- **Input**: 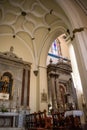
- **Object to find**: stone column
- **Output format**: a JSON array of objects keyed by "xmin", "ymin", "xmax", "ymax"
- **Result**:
[
  {"xmin": 55, "ymin": 74, "xmax": 60, "ymax": 110},
  {"xmin": 49, "ymin": 71, "xmax": 57, "ymax": 110},
  {"xmin": 21, "ymin": 69, "xmax": 25, "ymax": 106},
  {"xmin": 21, "ymin": 65, "xmax": 30, "ymax": 109},
  {"xmin": 38, "ymin": 66, "xmax": 48, "ymax": 111},
  {"xmin": 48, "ymin": 75, "xmax": 51, "ymax": 105}
]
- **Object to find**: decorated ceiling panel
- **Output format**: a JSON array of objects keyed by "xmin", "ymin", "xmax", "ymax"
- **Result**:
[{"xmin": 0, "ymin": 0, "xmax": 71, "ymax": 66}]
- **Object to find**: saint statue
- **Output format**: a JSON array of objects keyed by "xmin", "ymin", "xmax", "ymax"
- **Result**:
[
  {"xmin": 0, "ymin": 72, "xmax": 13, "ymax": 99},
  {"xmin": 0, "ymin": 75, "xmax": 9, "ymax": 93}
]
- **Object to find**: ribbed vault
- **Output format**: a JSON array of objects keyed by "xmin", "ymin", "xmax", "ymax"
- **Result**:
[{"xmin": 0, "ymin": 0, "xmax": 71, "ymax": 69}]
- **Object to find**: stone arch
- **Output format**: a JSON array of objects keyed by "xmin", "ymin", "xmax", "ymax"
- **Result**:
[
  {"xmin": 38, "ymin": 1, "xmax": 87, "ymax": 115},
  {"xmin": 39, "ymin": 25, "xmax": 68, "ymax": 67},
  {"xmin": 39, "ymin": 0, "xmax": 87, "ymax": 68}
]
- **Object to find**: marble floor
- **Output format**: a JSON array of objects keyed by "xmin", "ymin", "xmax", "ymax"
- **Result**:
[
  {"xmin": 0, "ymin": 128, "xmax": 25, "ymax": 130},
  {"xmin": 0, "ymin": 124, "xmax": 87, "ymax": 130}
]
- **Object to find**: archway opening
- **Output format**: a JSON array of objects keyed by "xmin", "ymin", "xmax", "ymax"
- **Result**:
[{"xmin": 46, "ymin": 33, "xmax": 83, "ymax": 113}]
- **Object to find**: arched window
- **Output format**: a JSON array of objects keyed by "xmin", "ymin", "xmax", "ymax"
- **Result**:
[
  {"xmin": 47, "ymin": 37, "xmax": 62, "ymax": 64},
  {"xmin": 50, "ymin": 38, "xmax": 62, "ymax": 56}
]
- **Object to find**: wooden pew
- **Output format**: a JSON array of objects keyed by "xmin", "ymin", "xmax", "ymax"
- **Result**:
[
  {"xmin": 25, "ymin": 109, "xmax": 52, "ymax": 130},
  {"xmin": 43, "ymin": 109, "xmax": 52, "ymax": 129},
  {"xmin": 52, "ymin": 111, "xmax": 67, "ymax": 130}
]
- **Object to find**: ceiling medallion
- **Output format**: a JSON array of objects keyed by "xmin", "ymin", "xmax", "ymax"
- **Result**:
[
  {"xmin": 31, "ymin": 37, "xmax": 35, "ymax": 40},
  {"xmin": 13, "ymin": 35, "xmax": 16, "ymax": 38},
  {"xmin": 21, "ymin": 11, "xmax": 27, "ymax": 16},
  {"xmin": 48, "ymin": 28, "xmax": 51, "ymax": 31},
  {"xmin": 50, "ymin": 9, "xmax": 53, "ymax": 14}
]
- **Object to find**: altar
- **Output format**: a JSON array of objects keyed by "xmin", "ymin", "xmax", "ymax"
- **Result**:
[
  {"xmin": 64, "ymin": 110, "xmax": 83, "ymax": 117},
  {"xmin": 0, "ymin": 112, "xmax": 26, "ymax": 128},
  {"xmin": 64, "ymin": 110, "xmax": 83, "ymax": 128},
  {"xmin": 0, "ymin": 112, "xmax": 19, "ymax": 127},
  {"xmin": 0, "ymin": 48, "xmax": 31, "ymax": 128}
]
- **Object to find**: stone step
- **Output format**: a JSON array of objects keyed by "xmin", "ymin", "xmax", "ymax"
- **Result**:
[{"xmin": 0, "ymin": 127, "xmax": 25, "ymax": 130}]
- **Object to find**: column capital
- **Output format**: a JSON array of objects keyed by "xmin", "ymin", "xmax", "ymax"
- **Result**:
[{"xmin": 48, "ymin": 71, "xmax": 59, "ymax": 78}]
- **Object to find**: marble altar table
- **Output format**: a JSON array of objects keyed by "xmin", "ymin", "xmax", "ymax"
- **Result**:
[
  {"xmin": 64, "ymin": 110, "xmax": 83, "ymax": 128},
  {"xmin": 0, "ymin": 112, "xmax": 19, "ymax": 127},
  {"xmin": 64, "ymin": 110, "xmax": 83, "ymax": 117}
]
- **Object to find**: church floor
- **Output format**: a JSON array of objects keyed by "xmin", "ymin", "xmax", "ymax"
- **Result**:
[
  {"xmin": 0, "ymin": 128, "xmax": 24, "ymax": 130},
  {"xmin": 26, "ymin": 124, "xmax": 87, "ymax": 130},
  {"xmin": 0, "ymin": 124, "xmax": 87, "ymax": 130}
]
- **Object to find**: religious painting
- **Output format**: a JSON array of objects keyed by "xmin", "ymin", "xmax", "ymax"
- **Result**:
[
  {"xmin": 0, "ymin": 72, "xmax": 13, "ymax": 100},
  {"xmin": 59, "ymin": 85, "xmax": 66, "ymax": 104}
]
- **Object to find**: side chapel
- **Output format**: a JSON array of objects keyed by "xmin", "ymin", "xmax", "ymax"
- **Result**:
[
  {"xmin": 0, "ymin": 47, "xmax": 31, "ymax": 112},
  {"xmin": 47, "ymin": 59, "xmax": 78, "ymax": 113}
]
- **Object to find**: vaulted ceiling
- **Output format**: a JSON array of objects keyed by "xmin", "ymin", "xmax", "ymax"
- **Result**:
[{"xmin": 0, "ymin": 0, "xmax": 84, "ymax": 68}]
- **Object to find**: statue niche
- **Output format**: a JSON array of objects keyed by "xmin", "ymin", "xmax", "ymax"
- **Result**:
[{"xmin": 0, "ymin": 72, "xmax": 13, "ymax": 100}]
